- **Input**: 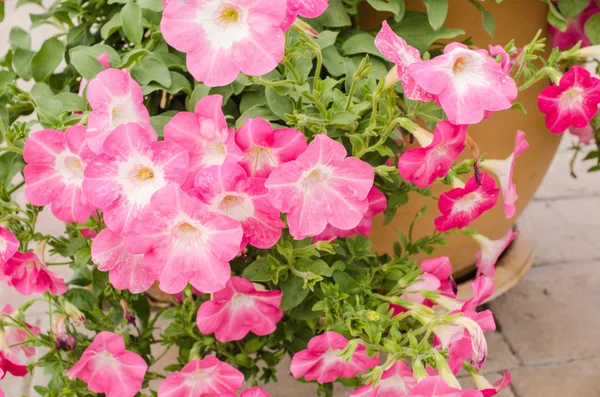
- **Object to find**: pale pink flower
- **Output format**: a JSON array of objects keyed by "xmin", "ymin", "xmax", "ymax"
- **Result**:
[
  {"xmin": 0, "ymin": 227, "xmax": 18, "ymax": 267},
  {"xmin": 375, "ymin": 21, "xmax": 432, "ymax": 102},
  {"xmin": 86, "ymin": 68, "xmax": 155, "ymax": 154},
  {"xmin": 290, "ymin": 331, "xmax": 379, "ymax": 383},
  {"xmin": 1, "ymin": 252, "xmax": 67, "ymax": 296},
  {"xmin": 408, "ymin": 376, "xmax": 483, "ymax": 397},
  {"xmin": 265, "ymin": 134, "xmax": 374, "ymax": 239},
  {"xmin": 196, "ymin": 276, "xmax": 283, "ymax": 342},
  {"xmin": 124, "ymin": 184, "xmax": 243, "ymax": 294},
  {"xmin": 409, "ymin": 43, "xmax": 517, "ymax": 125},
  {"xmin": 350, "ymin": 361, "xmax": 417, "ymax": 397},
  {"xmin": 434, "ymin": 173, "xmax": 499, "ymax": 232},
  {"xmin": 161, "ymin": 0, "xmax": 287, "ymax": 87},
  {"xmin": 68, "ymin": 332, "xmax": 147, "ymax": 397},
  {"xmin": 82, "ymin": 122, "xmax": 189, "ymax": 233},
  {"xmin": 1, "ymin": 304, "xmax": 41, "ymax": 358},
  {"xmin": 479, "ymin": 130, "xmax": 529, "ymax": 218},
  {"xmin": 91, "ymin": 228, "xmax": 154, "ymax": 293},
  {"xmin": 472, "ymin": 371, "xmax": 512, "ymax": 397},
  {"xmin": 158, "ymin": 356, "xmax": 244, "ymax": 397},
  {"xmin": 164, "ymin": 95, "xmax": 243, "ymax": 189},
  {"xmin": 194, "ymin": 163, "xmax": 284, "ymax": 249},
  {"xmin": 23, "ymin": 126, "xmax": 96, "ymax": 223},
  {"xmin": 538, "ymin": 66, "xmax": 600, "ymax": 133},
  {"xmin": 473, "ymin": 228, "xmax": 520, "ymax": 277},
  {"xmin": 280, "ymin": 0, "xmax": 328, "ymax": 30},
  {"xmin": 549, "ymin": 0, "xmax": 600, "ymax": 50},
  {"xmin": 78, "ymin": 52, "xmax": 110, "ymax": 95},
  {"xmin": 398, "ymin": 121, "xmax": 467, "ymax": 188},
  {"xmin": 570, "ymin": 124, "xmax": 595, "ymax": 145},
  {"xmin": 235, "ymin": 117, "xmax": 307, "ymax": 178},
  {"xmin": 0, "ymin": 328, "xmax": 27, "ymax": 378},
  {"xmin": 241, "ymin": 387, "xmax": 270, "ymax": 397}
]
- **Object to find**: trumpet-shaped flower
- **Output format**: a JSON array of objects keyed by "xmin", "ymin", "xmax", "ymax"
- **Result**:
[
  {"xmin": 161, "ymin": 0, "xmax": 287, "ymax": 87},
  {"xmin": 0, "ymin": 328, "xmax": 27, "ymax": 378},
  {"xmin": 472, "ymin": 228, "xmax": 520, "ymax": 278},
  {"xmin": 158, "ymin": 356, "xmax": 244, "ymax": 397},
  {"xmin": 479, "ymin": 130, "xmax": 529, "ymax": 218},
  {"xmin": 398, "ymin": 121, "xmax": 467, "ymax": 188},
  {"xmin": 350, "ymin": 361, "xmax": 417, "ymax": 397},
  {"xmin": 409, "ymin": 376, "xmax": 483, "ymax": 397},
  {"xmin": 124, "ymin": 184, "xmax": 243, "ymax": 294},
  {"xmin": 549, "ymin": 0, "xmax": 600, "ymax": 50},
  {"xmin": 83, "ymin": 123, "xmax": 189, "ymax": 233},
  {"xmin": 538, "ymin": 66, "xmax": 600, "ymax": 134},
  {"xmin": 1, "ymin": 304, "xmax": 41, "ymax": 358},
  {"xmin": 196, "ymin": 276, "xmax": 283, "ymax": 342},
  {"xmin": 67, "ymin": 332, "xmax": 147, "ymax": 397},
  {"xmin": 409, "ymin": 43, "xmax": 517, "ymax": 125},
  {"xmin": 1, "ymin": 252, "xmax": 67, "ymax": 296},
  {"xmin": 86, "ymin": 68, "xmax": 155, "ymax": 154},
  {"xmin": 280, "ymin": 0, "xmax": 328, "ymax": 30},
  {"xmin": 23, "ymin": 126, "xmax": 96, "ymax": 223},
  {"xmin": 0, "ymin": 227, "xmax": 18, "ymax": 266},
  {"xmin": 290, "ymin": 331, "xmax": 379, "ymax": 383},
  {"xmin": 91, "ymin": 228, "xmax": 154, "ymax": 293},
  {"xmin": 164, "ymin": 95, "xmax": 243, "ymax": 189},
  {"xmin": 265, "ymin": 134, "xmax": 374, "ymax": 239},
  {"xmin": 471, "ymin": 371, "xmax": 512, "ymax": 397},
  {"xmin": 235, "ymin": 117, "xmax": 307, "ymax": 178}
]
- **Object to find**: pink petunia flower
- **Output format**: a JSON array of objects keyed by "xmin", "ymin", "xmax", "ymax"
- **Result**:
[
  {"xmin": 1, "ymin": 304, "xmax": 41, "ymax": 358},
  {"xmin": 23, "ymin": 126, "xmax": 96, "ymax": 223},
  {"xmin": 0, "ymin": 327, "xmax": 27, "ymax": 379},
  {"xmin": 161, "ymin": 0, "xmax": 287, "ymax": 87},
  {"xmin": 124, "ymin": 184, "xmax": 243, "ymax": 294},
  {"xmin": 350, "ymin": 361, "xmax": 417, "ymax": 397},
  {"xmin": 86, "ymin": 68, "xmax": 155, "ymax": 154},
  {"xmin": 290, "ymin": 331, "xmax": 379, "ymax": 383},
  {"xmin": 0, "ymin": 227, "xmax": 18, "ymax": 267},
  {"xmin": 241, "ymin": 387, "xmax": 270, "ymax": 397},
  {"xmin": 194, "ymin": 162, "xmax": 285, "ymax": 249},
  {"xmin": 68, "ymin": 332, "xmax": 147, "ymax": 397},
  {"xmin": 375, "ymin": 21, "xmax": 433, "ymax": 102},
  {"xmin": 78, "ymin": 52, "xmax": 111, "ymax": 96},
  {"xmin": 409, "ymin": 43, "xmax": 517, "ymax": 125},
  {"xmin": 91, "ymin": 228, "xmax": 154, "ymax": 293},
  {"xmin": 164, "ymin": 95, "xmax": 243, "ymax": 190},
  {"xmin": 280, "ymin": 0, "xmax": 328, "ymax": 31},
  {"xmin": 409, "ymin": 376, "xmax": 483, "ymax": 397},
  {"xmin": 471, "ymin": 371, "xmax": 512, "ymax": 397},
  {"xmin": 398, "ymin": 121, "xmax": 467, "ymax": 188},
  {"xmin": 82, "ymin": 122, "xmax": 189, "ymax": 233},
  {"xmin": 549, "ymin": 0, "xmax": 600, "ymax": 50},
  {"xmin": 434, "ymin": 173, "xmax": 499, "ymax": 232},
  {"xmin": 538, "ymin": 66, "xmax": 600, "ymax": 133},
  {"xmin": 235, "ymin": 117, "xmax": 307, "ymax": 178},
  {"xmin": 570, "ymin": 124, "xmax": 595, "ymax": 145},
  {"xmin": 479, "ymin": 130, "xmax": 529, "ymax": 218},
  {"xmin": 1, "ymin": 252, "xmax": 67, "ymax": 296},
  {"xmin": 158, "ymin": 356, "xmax": 244, "ymax": 397},
  {"xmin": 265, "ymin": 134, "xmax": 374, "ymax": 239},
  {"xmin": 196, "ymin": 276, "xmax": 283, "ymax": 342},
  {"xmin": 472, "ymin": 228, "xmax": 520, "ymax": 278}
]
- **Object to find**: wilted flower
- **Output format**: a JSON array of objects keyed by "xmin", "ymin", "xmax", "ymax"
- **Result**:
[{"xmin": 51, "ymin": 314, "xmax": 77, "ymax": 351}]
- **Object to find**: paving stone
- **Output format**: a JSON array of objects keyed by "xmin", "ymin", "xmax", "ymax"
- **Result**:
[{"xmin": 481, "ymin": 331, "xmax": 520, "ymax": 374}]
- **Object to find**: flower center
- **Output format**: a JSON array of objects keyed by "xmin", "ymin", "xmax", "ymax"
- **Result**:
[
  {"xmin": 218, "ymin": 194, "xmax": 254, "ymax": 221},
  {"xmin": 64, "ymin": 156, "xmax": 83, "ymax": 178},
  {"xmin": 220, "ymin": 7, "xmax": 239, "ymax": 23},
  {"xmin": 177, "ymin": 222, "xmax": 196, "ymax": 235},
  {"xmin": 249, "ymin": 146, "xmax": 278, "ymax": 172},
  {"xmin": 560, "ymin": 87, "xmax": 584, "ymax": 109},
  {"xmin": 137, "ymin": 168, "xmax": 154, "ymax": 181},
  {"xmin": 452, "ymin": 57, "xmax": 464, "ymax": 72},
  {"xmin": 453, "ymin": 192, "xmax": 481, "ymax": 213}
]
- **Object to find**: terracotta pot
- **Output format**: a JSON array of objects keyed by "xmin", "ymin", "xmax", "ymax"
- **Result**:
[{"xmin": 363, "ymin": 1, "xmax": 561, "ymax": 276}]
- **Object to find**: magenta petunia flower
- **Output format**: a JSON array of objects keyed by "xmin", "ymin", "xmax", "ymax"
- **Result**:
[
  {"xmin": 23, "ymin": 126, "xmax": 96, "ymax": 223},
  {"xmin": 82, "ymin": 122, "xmax": 189, "ymax": 233},
  {"xmin": 472, "ymin": 371, "xmax": 512, "ymax": 397},
  {"xmin": 67, "ymin": 332, "xmax": 147, "ymax": 397},
  {"xmin": 158, "ymin": 356, "xmax": 244, "ymax": 397},
  {"xmin": 537, "ymin": 66, "xmax": 600, "ymax": 134},
  {"xmin": 164, "ymin": 95, "xmax": 243, "ymax": 190},
  {"xmin": 0, "ymin": 328, "xmax": 28, "ymax": 379},
  {"xmin": 196, "ymin": 276, "xmax": 283, "ymax": 342},
  {"xmin": 161, "ymin": 0, "xmax": 287, "ymax": 87},
  {"xmin": 290, "ymin": 331, "xmax": 379, "ymax": 384},
  {"xmin": 409, "ymin": 376, "xmax": 483, "ymax": 397},
  {"xmin": 0, "ymin": 227, "xmax": 18, "ymax": 267},
  {"xmin": 350, "ymin": 361, "xmax": 416, "ymax": 397},
  {"xmin": 280, "ymin": 0, "xmax": 328, "ymax": 30},
  {"xmin": 194, "ymin": 162, "xmax": 285, "ymax": 249},
  {"xmin": 409, "ymin": 43, "xmax": 517, "ymax": 125},
  {"xmin": 1, "ymin": 304, "xmax": 41, "ymax": 358},
  {"xmin": 91, "ymin": 228, "xmax": 154, "ymax": 293},
  {"xmin": 124, "ymin": 184, "xmax": 243, "ymax": 294},
  {"xmin": 86, "ymin": 68, "xmax": 155, "ymax": 154},
  {"xmin": 473, "ymin": 228, "xmax": 519, "ymax": 278},
  {"xmin": 1, "ymin": 252, "xmax": 67, "ymax": 296},
  {"xmin": 549, "ymin": 0, "xmax": 600, "ymax": 50},
  {"xmin": 398, "ymin": 121, "xmax": 467, "ymax": 188},
  {"xmin": 235, "ymin": 117, "xmax": 307, "ymax": 178},
  {"xmin": 265, "ymin": 134, "xmax": 374, "ymax": 239},
  {"xmin": 434, "ymin": 173, "xmax": 499, "ymax": 232}
]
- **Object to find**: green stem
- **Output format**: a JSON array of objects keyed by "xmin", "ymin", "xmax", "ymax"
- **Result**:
[
  {"xmin": 0, "ymin": 146, "xmax": 23, "ymax": 154},
  {"xmin": 7, "ymin": 181, "xmax": 25, "ymax": 195}
]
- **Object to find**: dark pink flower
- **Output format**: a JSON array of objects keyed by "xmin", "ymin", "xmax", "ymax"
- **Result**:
[
  {"xmin": 0, "ymin": 227, "xmax": 18, "ymax": 267},
  {"xmin": 1, "ymin": 252, "xmax": 67, "ymax": 296},
  {"xmin": 350, "ymin": 361, "xmax": 416, "ymax": 397},
  {"xmin": 408, "ymin": 376, "xmax": 483, "ymax": 397},
  {"xmin": 473, "ymin": 228, "xmax": 519, "ymax": 277},
  {"xmin": 472, "ymin": 371, "xmax": 512, "ymax": 397},
  {"xmin": 549, "ymin": 0, "xmax": 600, "ymax": 50},
  {"xmin": 1, "ymin": 304, "xmax": 41, "ymax": 358},
  {"xmin": 0, "ymin": 328, "xmax": 27, "ymax": 379}
]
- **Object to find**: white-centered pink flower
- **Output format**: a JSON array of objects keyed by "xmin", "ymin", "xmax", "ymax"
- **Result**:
[
  {"xmin": 196, "ymin": 276, "xmax": 283, "ymax": 342},
  {"xmin": 350, "ymin": 361, "xmax": 416, "ymax": 397},
  {"xmin": 472, "ymin": 228, "xmax": 519, "ymax": 278},
  {"xmin": 91, "ymin": 228, "xmax": 154, "ymax": 293},
  {"xmin": 158, "ymin": 356, "xmax": 244, "ymax": 397},
  {"xmin": 1, "ymin": 304, "xmax": 41, "ymax": 358},
  {"xmin": 290, "ymin": 331, "xmax": 379, "ymax": 384},
  {"xmin": 86, "ymin": 68, "xmax": 155, "ymax": 154},
  {"xmin": 265, "ymin": 134, "xmax": 374, "ymax": 239},
  {"xmin": 161, "ymin": 0, "xmax": 287, "ymax": 87},
  {"xmin": 235, "ymin": 117, "xmax": 307, "ymax": 178},
  {"xmin": 164, "ymin": 95, "xmax": 243, "ymax": 190},
  {"xmin": 194, "ymin": 162, "xmax": 284, "ymax": 249},
  {"xmin": 82, "ymin": 122, "xmax": 189, "ymax": 233},
  {"xmin": 68, "ymin": 332, "xmax": 147, "ymax": 397},
  {"xmin": 479, "ymin": 130, "xmax": 529, "ymax": 219},
  {"xmin": 409, "ymin": 376, "xmax": 483, "ymax": 397},
  {"xmin": 1, "ymin": 252, "xmax": 67, "ymax": 296},
  {"xmin": 23, "ymin": 126, "xmax": 96, "ymax": 223},
  {"xmin": 0, "ymin": 227, "xmax": 18, "ymax": 267},
  {"xmin": 124, "ymin": 184, "xmax": 243, "ymax": 294},
  {"xmin": 409, "ymin": 43, "xmax": 517, "ymax": 125}
]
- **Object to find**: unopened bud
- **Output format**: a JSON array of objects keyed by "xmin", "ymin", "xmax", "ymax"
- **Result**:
[
  {"xmin": 366, "ymin": 310, "xmax": 380, "ymax": 322},
  {"xmin": 292, "ymin": 18, "xmax": 319, "ymax": 38},
  {"xmin": 575, "ymin": 45, "xmax": 600, "ymax": 59},
  {"xmin": 63, "ymin": 301, "xmax": 86, "ymax": 325},
  {"xmin": 120, "ymin": 300, "xmax": 136, "ymax": 325},
  {"xmin": 383, "ymin": 66, "xmax": 401, "ymax": 89}
]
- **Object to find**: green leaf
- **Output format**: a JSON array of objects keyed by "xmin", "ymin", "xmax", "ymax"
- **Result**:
[
  {"xmin": 333, "ymin": 271, "xmax": 360, "ymax": 293},
  {"xmin": 142, "ymin": 72, "xmax": 192, "ymax": 95},
  {"xmin": 236, "ymin": 105, "xmax": 278, "ymax": 128},
  {"xmin": 119, "ymin": 48, "xmax": 150, "ymax": 68},
  {"xmin": 340, "ymin": 32, "xmax": 381, "ymax": 57},
  {"xmin": 280, "ymin": 276, "xmax": 309, "ymax": 310},
  {"xmin": 242, "ymin": 257, "xmax": 273, "ymax": 282},
  {"xmin": 315, "ymin": 30, "xmax": 339, "ymax": 49},
  {"xmin": 422, "ymin": 0, "xmax": 448, "ymax": 31},
  {"xmin": 138, "ymin": 0, "xmax": 163, "ymax": 11},
  {"xmin": 265, "ymin": 87, "xmax": 293, "ymax": 120},
  {"xmin": 70, "ymin": 51, "xmax": 106, "ymax": 80},
  {"xmin": 295, "ymin": 258, "xmax": 333, "ymax": 277},
  {"xmin": 101, "ymin": 13, "xmax": 123, "ymax": 40},
  {"xmin": 132, "ymin": 296, "xmax": 151, "ymax": 327},
  {"xmin": 121, "ymin": 1, "xmax": 144, "ymax": 46},
  {"xmin": 557, "ymin": 0, "xmax": 589, "ymax": 17},
  {"xmin": 32, "ymin": 37, "xmax": 65, "ymax": 81},
  {"xmin": 150, "ymin": 112, "xmax": 175, "ymax": 138},
  {"xmin": 391, "ymin": 11, "xmax": 464, "ymax": 53},
  {"xmin": 0, "ymin": 2, "xmax": 4, "ymax": 23},
  {"xmin": 367, "ymin": 0, "xmax": 403, "ymax": 16},
  {"xmin": 585, "ymin": 14, "xmax": 600, "ymax": 45},
  {"xmin": 9, "ymin": 27, "xmax": 31, "ymax": 49},
  {"xmin": 92, "ymin": 267, "xmax": 109, "ymax": 296},
  {"xmin": 187, "ymin": 84, "xmax": 211, "ymax": 111},
  {"xmin": 467, "ymin": 0, "xmax": 495, "ymax": 39},
  {"xmin": 546, "ymin": 1, "xmax": 568, "ymax": 32},
  {"xmin": 0, "ymin": 152, "xmax": 26, "ymax": 186},
  {"xmin": 131, "ymin": 56, "xmax": 171, "ymax": 87},
  {"xmin": 316, "ymin": 0, "xmax": 351, "ymax": 27},
  {"xmin": 12, "ymin": 48, "xmax": 35, "ymax": 80},
  {"xmin": 0, "ymin": 71, "xmax": 16, "ymax": 95},
  {"xmin": 53, "ymin": 93, "xmax": 86, "ymax": 111},
  {"xmin": 64, "ymin": 288, "xmax": 98, "ymax": 313}
]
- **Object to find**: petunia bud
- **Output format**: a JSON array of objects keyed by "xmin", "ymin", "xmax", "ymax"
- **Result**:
[
  {"xmin": 63, "ymin": 301, "xmax": 86, "ymax": 325},
  {"xmin": 575, "ymin": 45, "xmax": 600, "ymax": 59},
  {"xmin": 51, "ymin": 315, "xmax": 77, "ymax": 351},
  {"xmin": 292, "ymin": 18, "xmax": 319, "ymax": 38},
  {"xmin": 383, "ymin": 65, "xmax": 401, "ymax": 89},
  {"xmin": 120, "ymin": 300, "xmax": 136, "ymax": 325},
  {"xmin": 433, "ymin": 350, "xmax": 461, "ymax": 389}
]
